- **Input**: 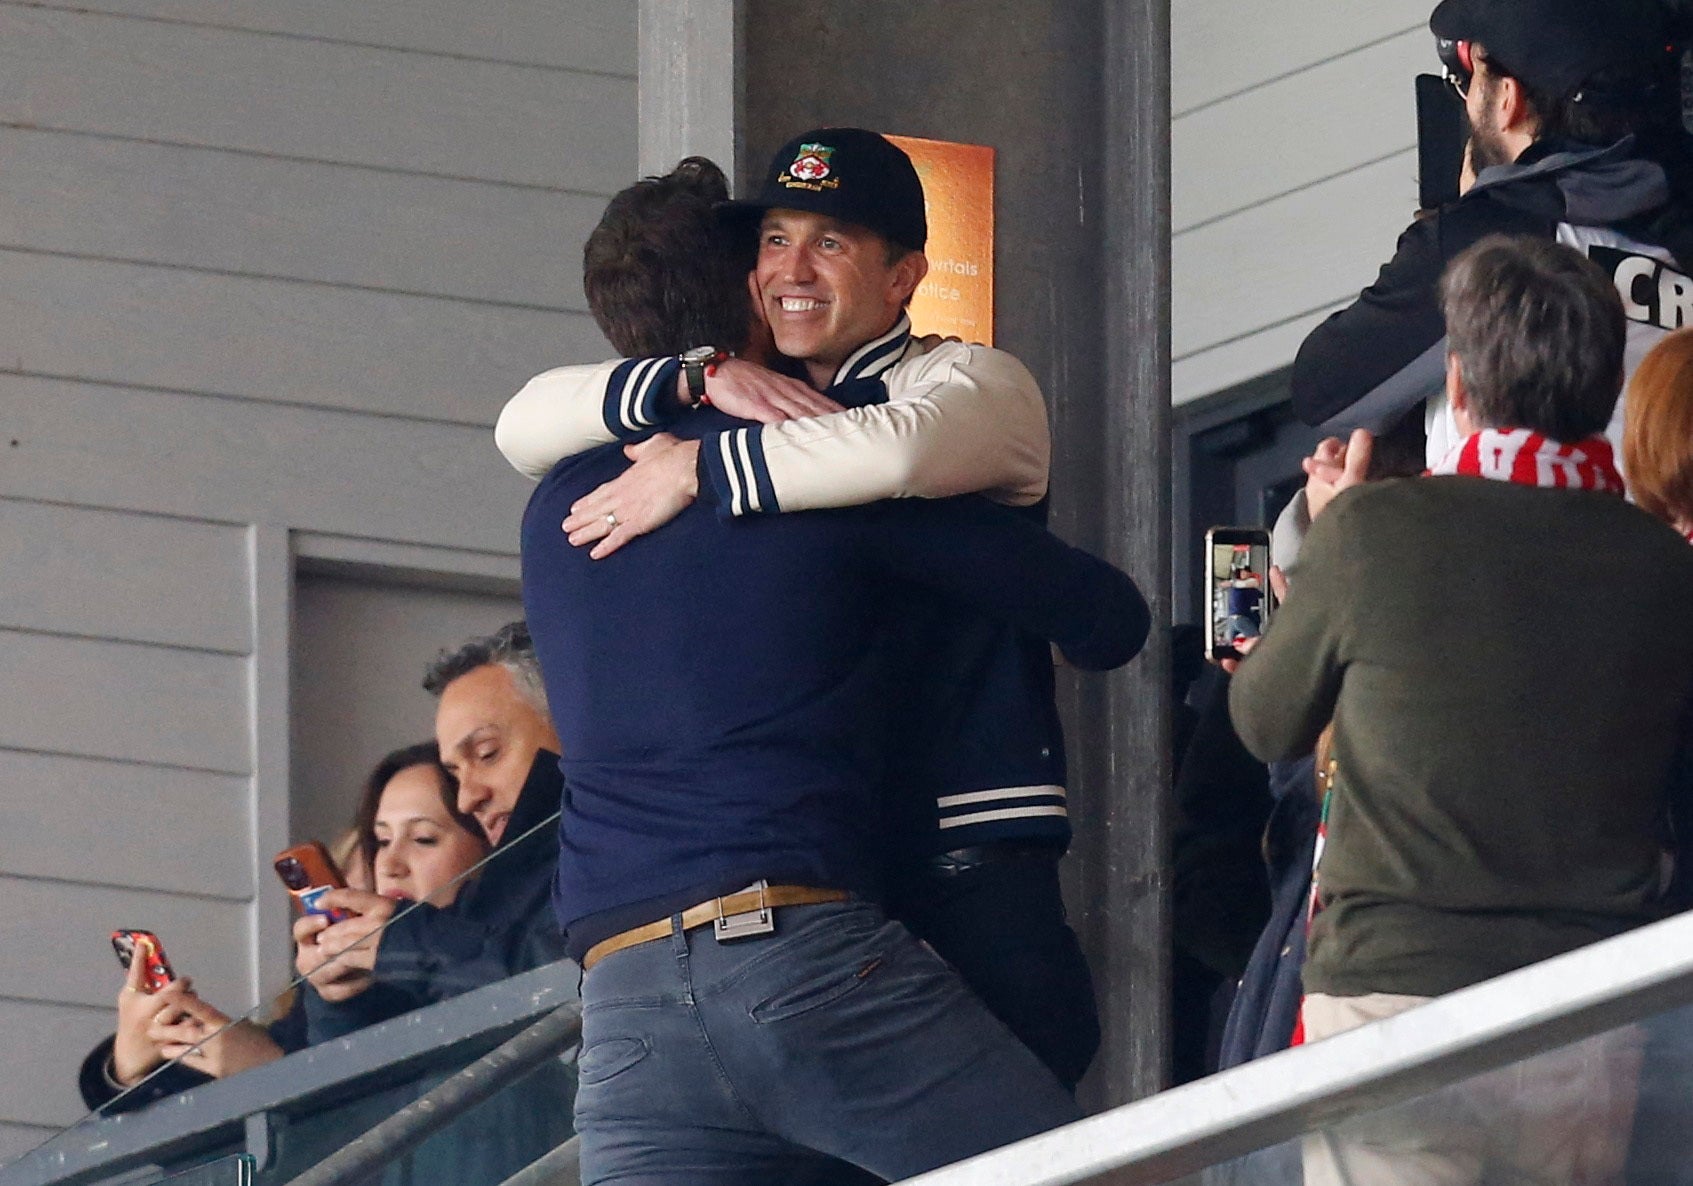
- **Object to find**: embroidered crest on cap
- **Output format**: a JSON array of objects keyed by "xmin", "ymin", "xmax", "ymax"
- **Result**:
[{"xmin": 787, "ymin": 143, "xmax": 834, "ymax": 184}]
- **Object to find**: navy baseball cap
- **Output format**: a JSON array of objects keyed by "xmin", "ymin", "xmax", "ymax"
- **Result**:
[
  {"xmin": 1430, "ymin": 0, "xmax": 1666, "ymax": 100},
  {"xmin": 720, "ymin": 127, "xmax": 928, "ymax": 252}
]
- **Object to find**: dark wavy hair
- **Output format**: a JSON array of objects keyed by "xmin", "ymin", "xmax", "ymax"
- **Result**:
[
  {"xmin": 582, "ymin": 156, "xmax": 753, "ymax": 357},
  {"xmin": 350, "ymin": 741, "xmax": 484, "ymax": 873}
]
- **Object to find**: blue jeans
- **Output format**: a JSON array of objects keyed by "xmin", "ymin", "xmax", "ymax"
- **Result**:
[{"xmin": 574, "ymin": 899, "xmax": 1082, "ymax": 1184}]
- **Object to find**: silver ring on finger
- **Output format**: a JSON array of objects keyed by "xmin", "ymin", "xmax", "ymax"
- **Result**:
[{"xmin": 605, "ymin": 512, "xmax": 619, "ymax": 529}]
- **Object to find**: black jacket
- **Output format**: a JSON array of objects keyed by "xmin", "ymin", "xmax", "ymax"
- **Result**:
[
  {"xmin": 1292, "ymin": 136, "xmax": 1693, "ymax": 435},
  {"xmin": 305, "ymin": 751, "xmax": 568, "ymax": 1043}
]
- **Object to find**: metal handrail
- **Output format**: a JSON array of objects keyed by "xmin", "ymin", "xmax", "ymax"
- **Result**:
[
  {"xmin": 898, "ymin": 904, "xmax": 1693, "ymax": 1185},
  {"xmin": 281, "ymin": 1004, "xmax": 581, "ymax": 1186},
  {"xmin": 0, "ymin": 960, "xmax": 580, "ymax": 1186}
]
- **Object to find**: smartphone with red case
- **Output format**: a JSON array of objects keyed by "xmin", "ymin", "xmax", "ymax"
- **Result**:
[
  {"xmin": 273, "ymin": 841, "xmax": 350, "ymax": 922},
  {"xmin": 111, "ymin": 929, "xmax": 176, "ymax": 992}
]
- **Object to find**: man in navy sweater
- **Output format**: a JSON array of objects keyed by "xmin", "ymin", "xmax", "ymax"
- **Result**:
[
  {"xmin": 503, "ymin": 134, "xmax": 1110, "ymax": 1093},
  {"xmin": 519, "ymin": 157, "xmax": 1151, "ymax": 1185}
]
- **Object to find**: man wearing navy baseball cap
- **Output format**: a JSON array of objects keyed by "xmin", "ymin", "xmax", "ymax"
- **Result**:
[
  {"xmin": 1289, "ymin": 0, "xmax": 1693, "ymax": 472},
  {"xmin": 500, "ymin": 131, "xmax": 1105, "ymax": 1112}
]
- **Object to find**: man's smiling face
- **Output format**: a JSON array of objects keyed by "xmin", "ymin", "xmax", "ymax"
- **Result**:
[{"xmin": 752, "ymin": 208, "xmax": 927, "ymax": 389}]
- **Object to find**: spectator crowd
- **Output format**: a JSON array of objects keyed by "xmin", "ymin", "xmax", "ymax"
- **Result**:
[{"xmin": 64, "ymin": 0, "xmax": 1693, "ymax": 1183}]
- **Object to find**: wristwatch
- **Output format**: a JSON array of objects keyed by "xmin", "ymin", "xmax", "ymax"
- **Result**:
[{"xmin": 679, "ymin": 346, "xmax": 723, "ymax": 407}]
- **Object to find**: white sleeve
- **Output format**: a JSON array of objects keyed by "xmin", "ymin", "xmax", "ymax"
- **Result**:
[
  {"xmin": 697, "ymin": 344, "xmax": 1051, "ymax": 516},
  {"xmin": 495, "ymin": 357, "xmax": 687, "ymax": 480}
]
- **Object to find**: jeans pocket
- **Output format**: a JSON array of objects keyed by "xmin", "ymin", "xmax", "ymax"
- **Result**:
[
  {"xmin": 748, "ymin": 954, "xmax": 885, "ymax": 1024},
  {"xmin": 576, "ymin": 1036, "xmax": 650, "ymax": 1085}
]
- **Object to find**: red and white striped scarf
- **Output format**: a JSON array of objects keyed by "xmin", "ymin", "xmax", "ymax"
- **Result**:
[{"xmin": 1427, "ymin": 427, "xmax": 1625, "ymax": 494}]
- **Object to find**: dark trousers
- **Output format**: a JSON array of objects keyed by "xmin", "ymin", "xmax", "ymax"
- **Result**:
[{"xmin": 893, "ymin": 853, "xmax": 1101, "ymax": 1092}]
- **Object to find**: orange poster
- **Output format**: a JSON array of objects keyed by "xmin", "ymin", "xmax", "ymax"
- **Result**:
[{"xmin": 885, "ymin": 134, "xmax": 995, "ymax": 345}]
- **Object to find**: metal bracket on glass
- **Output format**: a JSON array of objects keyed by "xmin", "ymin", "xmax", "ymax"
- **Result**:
[{"xmin": 244, "ymin": 1111, "xmax": 283, "ymax": 1174}]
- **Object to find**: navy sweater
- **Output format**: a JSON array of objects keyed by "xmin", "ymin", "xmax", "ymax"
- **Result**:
[
  {"xmin": 521, "ymin": 409, "xmax": 1149, "ymax": 958},
  {"xmin": 598, "ymin": 357, "xmax": 1131, "ymax": 859}
]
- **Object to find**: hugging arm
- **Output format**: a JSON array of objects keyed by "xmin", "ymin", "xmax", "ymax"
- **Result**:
[{"xmin": 858, "ymin": 496, "xmax": 1149, "ymax": 670}]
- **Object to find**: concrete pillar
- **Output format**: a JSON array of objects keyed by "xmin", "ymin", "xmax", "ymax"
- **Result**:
[
  {"xmin": 636, "ymin": 0, "xmax": 743, "ymax": 178},
  {"xmin": 638, "ymin": 0, "xmax": 1174, "ymax": 1107}
]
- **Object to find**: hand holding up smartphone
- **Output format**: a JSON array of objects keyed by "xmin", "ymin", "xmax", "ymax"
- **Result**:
[{"xmin": 1205, "ymin": 527, "xmax": 1277, "ymax": 663}]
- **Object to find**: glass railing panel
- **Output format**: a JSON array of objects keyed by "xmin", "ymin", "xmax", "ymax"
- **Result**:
[
  {"xmin": 0, "ymin": 962, "xmax": 580, "ymax": 1186},
  {"xmin": 1170, "ymin": 1000, "xmax": 1693, "ymax": 1186},
  {"xmin": 136, "ymin": 1055, "xmax": 578, "ymax": 1186}
]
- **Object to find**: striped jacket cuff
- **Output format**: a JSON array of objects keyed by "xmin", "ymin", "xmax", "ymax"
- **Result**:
[
  {"xmin": 935, "ymin": 785, "xmax": 1068, "ymax": 832},
  {"xmin": 601, "ymin": 357, "xmax": 682, "ymax": 440},
  {"xmin": 699, "ymin": 425, "xmax": 781, "ymax": 518}
]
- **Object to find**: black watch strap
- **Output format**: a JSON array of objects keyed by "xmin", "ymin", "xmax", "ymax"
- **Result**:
[
  {"xmin": 680, "ymin": 347, "xmax": 720, "ymax": 407},
  {"xmin": 684, "ymin": 359, "xmax": 709, "ymax": 404}
]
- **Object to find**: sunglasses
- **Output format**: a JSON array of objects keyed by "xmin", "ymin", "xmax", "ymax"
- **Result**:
[
  {"xmin": 1438, "ymin": 38, "xmax": 1514, "ymax": 101},
  {"xmin": 1438, "ymin": 37, "xmax": 1476, "ymax": 98}
]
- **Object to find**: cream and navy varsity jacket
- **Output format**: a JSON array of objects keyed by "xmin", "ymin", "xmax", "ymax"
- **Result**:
[{"xmin": 496, "ymin": 315, "xmax": 1094, "ymax": 859}]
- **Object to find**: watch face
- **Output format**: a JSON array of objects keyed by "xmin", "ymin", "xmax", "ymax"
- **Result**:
[{"xmin": 682, "ymin": 346, "xmax": 718, "ymax": 364}]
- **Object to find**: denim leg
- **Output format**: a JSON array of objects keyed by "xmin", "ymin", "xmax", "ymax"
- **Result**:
[
  {"xmin": 690, "ymin": 900, "xmax": 1083, "ymax": 1180},
  {"xmin": 574, "ymin": 919, "xmax": 818, "ymax": 1186}
]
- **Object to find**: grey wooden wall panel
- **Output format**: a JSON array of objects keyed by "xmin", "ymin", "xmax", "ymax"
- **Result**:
[
  {"xmin": 0, "ymin": 5, "xmax": 635, "ymax": 192},
  {"xmin": 0, "ymin": 631, "xmax": 249, "ymax": 774},
  {"xmin": 0, "ymin": 251, "xmax": 606, "ymax": 427},
  {"xmin": 0, "ymin": 128, "xmax": 603, "ymax": 311},
  {"xmin": 1174, "ymin": 149, "xmax": 1416, "ymax": 359},
  {"xmin": 0, "ymin": 878, "xmax": 252, "ymax": 1012},
  {"xmin": 291, "ymin": 575, "xmax": 524, "ymax": 849},
  {"xmin": 1172, "ymin": 0, "xmax": 1423, "ymax": 113},
  {"xmin": 0, "ymin": 499, "xmax": 250, "ymax": 653},
  {"xmin": 57, "ymin": 0, "xmax": 637, "ymax": 74},
  {"xmin": 0, "ymin": 375, "xmax": 533, "ymax": 554},
  {"xmin": 1173, "ymin": 300, "xmax": 1347, "ymax": 406},
  {"xmin": 0, "ymin": 1122, "xmax": 59, "ymax": 1166},
  {"xmin": 1173, "ymin": 29, "xmax": 1423, "ymax": 232},
  {"xmin": 0, "ymin": 751, "xmax": 252, "ymax": 900},
  {"xmin": 0, "ymin": 998, "xmax": 115, "ymax": 1129}
]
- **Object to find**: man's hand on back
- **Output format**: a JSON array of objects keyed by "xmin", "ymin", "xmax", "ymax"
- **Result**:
[
  {"xmin": 564, "ymin": 433, "xmax": 702, "ymax": 559},
  {"xmin": 705, "ymin": 358, "xmax": 845, "ymax": 423}
]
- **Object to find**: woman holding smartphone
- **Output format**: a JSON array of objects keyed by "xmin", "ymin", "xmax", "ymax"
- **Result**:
[{"xmin": 79, "ymin": 742, "xmax": 487, "ymax": 1112}]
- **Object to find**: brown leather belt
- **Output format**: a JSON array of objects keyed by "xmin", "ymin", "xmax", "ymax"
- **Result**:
[{"xmin": 581, "ymin": 884, "xmax": 849, "ymax": 970}]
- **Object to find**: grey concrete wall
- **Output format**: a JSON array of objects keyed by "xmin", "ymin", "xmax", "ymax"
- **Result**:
[
  {"xmin": 742, "ymin": 0, "xmax": 1170, "ymax": 1105},
  {"xmin": 0, "ymin": 0, "xmax": 632, "ymax": 1159}
]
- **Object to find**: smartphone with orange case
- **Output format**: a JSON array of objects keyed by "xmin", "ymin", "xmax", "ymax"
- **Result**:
[{"xmin": 273, "ymin": 841, "xmax": 350, "ymax": 922}]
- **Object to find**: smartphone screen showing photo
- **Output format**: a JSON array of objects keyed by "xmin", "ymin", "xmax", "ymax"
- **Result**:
[{"xmin": 1207, "ymin": 531, "xmax": 1274, "ymax": 660}]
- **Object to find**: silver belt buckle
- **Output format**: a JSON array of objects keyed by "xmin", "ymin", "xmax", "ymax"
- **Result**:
[{"xmin": 713, "ymin": 879, "xmax": 776, "ymax": 942}]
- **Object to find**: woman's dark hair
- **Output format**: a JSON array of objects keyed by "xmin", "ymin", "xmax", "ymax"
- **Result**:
[
  {"xmin": 351, "ymin": 741, "xmax": 483, "ymax": 873},
  {"xmin": 582, "ymin": 156, "xmax": 753, "ymax": 357}
]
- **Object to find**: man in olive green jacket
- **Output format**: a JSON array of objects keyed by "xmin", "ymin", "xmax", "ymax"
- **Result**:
[{"xmin": 1231, "ymin": 234, "xmax": 1693, "ymax": 1186}]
